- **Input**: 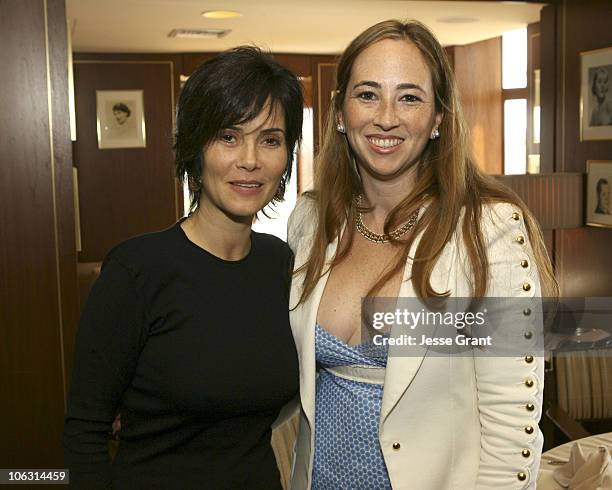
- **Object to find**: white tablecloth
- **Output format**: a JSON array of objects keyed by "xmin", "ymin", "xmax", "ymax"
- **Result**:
[{"xmin": 537, "ymin": 432, "xmax": 612, "ymax": 489}]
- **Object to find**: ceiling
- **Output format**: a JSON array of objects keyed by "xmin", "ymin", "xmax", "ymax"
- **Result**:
[{"xmin": 66, "ymin": 0, "xmax": 544, "ymax": 54}]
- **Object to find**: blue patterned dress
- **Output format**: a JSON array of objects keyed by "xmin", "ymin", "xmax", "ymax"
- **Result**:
[{"xmin": 312, "ymin": 324, "xmax": 391, "ymax": 490}]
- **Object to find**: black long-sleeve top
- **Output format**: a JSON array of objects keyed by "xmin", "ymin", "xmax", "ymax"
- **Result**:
[{"xmin": 63, "ymin": 220, "xmax": 299, "ymax": 489}]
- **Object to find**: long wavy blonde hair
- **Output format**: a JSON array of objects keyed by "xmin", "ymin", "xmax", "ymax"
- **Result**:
[{"xmin": 294, "ymin": 19, "xmax": 558, "ymax": 305}]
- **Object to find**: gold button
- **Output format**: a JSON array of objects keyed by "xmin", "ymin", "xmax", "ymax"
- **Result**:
[
  {"xmin": 522, "ymin": 449, "xmax": 531, "ymax": 458},
  {"xmin": 517, "ymin": 472, "xmax": 527, "ymax": 481},
  {"xmin": 392, "ymin": 442, "xmax": 401, "ymax": 450},
  {"xmin": 525, "ymin": 379, "xmax": 534, "ymax": 388},
  {"xmin": 512, "ymin": 212, "xmax": 520, "ymax": 220},
  {"xmin": 525, "ymin": 355, "xmax": 534, "ymax": 363},
  {"xmin": 521, "ymin": 259, "xmax": 529, "ymax": 268},
  {"xmin": 523, "ymin": 308, "xmax": 531, "ymax": 316},
  {"xmin": 524, "ymin": 330, "xmax": 533, "ymax": 339},
  {"xmin": 522, "ymin": 282, "xmax": 531, "ymax": 291},
  {"xmin": 526, "ymin": 403, "xmax": 535, "ymax": 411},
  {"xmin": 525, "ymin": 425, "xmax": 534, "ymax": 434},
  {"xmin": 516, "ymin": 235, "xmax": 525, "ymax": 245}
]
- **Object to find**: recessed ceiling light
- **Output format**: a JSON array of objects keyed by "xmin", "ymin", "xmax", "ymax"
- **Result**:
[
  {"xmin": 168, "ymin": 28, "xmax": 231, "ymax": 39},
  {"xmin": 201, "ymin": 10, "xmax": 242, "ymax": 19},
  {"xmin": 437, "ymin": 17, "xmax": 479, "ymax": 24}
]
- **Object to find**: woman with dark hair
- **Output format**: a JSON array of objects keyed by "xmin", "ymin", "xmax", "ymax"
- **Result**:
[
  {"xmin": 111, "ymin": 102, "xmax": 131, "ymax": 125},
  {"xmin": 63, "ymin": 46, "xmax": 302, "ymax": 489},
  {"xmin": 288, "ymin": 20, "xmax": 557, "ymax": 489}
]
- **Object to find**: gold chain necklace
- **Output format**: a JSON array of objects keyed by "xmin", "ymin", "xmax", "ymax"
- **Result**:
[{"xmin": 354, "ymin": 195, "xmax": 420, "ymax": 244}]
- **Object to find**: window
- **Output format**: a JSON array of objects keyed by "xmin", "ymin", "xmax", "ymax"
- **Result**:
[
  {"xmin": 502, "ymin": 27, "xmax": 528, "ymax": 175},
  {"xmin": 504, "ymin": 99, "xmax": 527, "ymax": 175},
  {"xmin": 502, "ymin": 28, "xmax": 527, "ymax": 90}
]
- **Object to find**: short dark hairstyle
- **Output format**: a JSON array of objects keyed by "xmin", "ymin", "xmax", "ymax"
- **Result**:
[
  {"xmin": 112, "ymin": 102, "xmax": 131, "ymax": 116},
  {"xmin": 174, "ymin": 46, "xmax": 304, "ymax": 214},
  {"xmin": 597, "ymin": 178, "xmax": 609, "ymax": 194}
]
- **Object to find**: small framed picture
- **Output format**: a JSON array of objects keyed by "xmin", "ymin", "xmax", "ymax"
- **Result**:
[
  {"xmin": 586, "ymin": 160, "xmax": 612, "ymax": 228},
  {"xmin": 96, "ymin": 90, "xmax": 146, "ymax": 149},
  {"xmin": 580, "ymin": 47, "xmax": 612, "ymax": 141}
]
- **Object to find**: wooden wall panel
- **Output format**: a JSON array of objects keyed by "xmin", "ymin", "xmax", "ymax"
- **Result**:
[
  {"xmin": 274, "ymin": 54, "xmax": 312, "ymax": 78},
  {"xmin": 180, "ymin": 52, "xmax": 217, "ymax": 78},
  {"xmin": 540, "ymin": 5, "xmax": 558, "ymax": 172},
  {"xmin": 452, "ymin": 37, "xmax": 503, "ymax": 175},
  {"xmin": 73, "ymin": 60, "xmax": 177, "ymax": 262},
  {"xmin": 496, "ymin": 173, "xmax": 583, "ymax": 230},
  {"xmin": 311, "ymin": 56, "xmax": 338, "ymax": 154},
  {"xmin": 74, "ymin": 52, "xmax": 184, "ymax": 104},
  {"xmin": 444, "ymin": 46, "xmax": 455, "ymax": 72},
  {"xmin": 539, "ymin": 1, "xmax": 612, "ymax": 298},
  {"xmin": 557, "ymin": 227, "xmax": 612, "ymax": 297},
  {"xmin": 0, "ymin": 0, "xmax": 77, "ymax": 467},
  {"xmin": 556, "ymin": 1, "xmax": 612, "ymax": 173},
  {"xmin": 181, "ymin": 52, "xmax": 312, "ymax": 79}
]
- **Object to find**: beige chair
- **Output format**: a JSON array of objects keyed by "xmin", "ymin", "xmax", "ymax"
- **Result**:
[{"xmin": 271, "ymin": 415, "xmax": 299, "ymax": 489}]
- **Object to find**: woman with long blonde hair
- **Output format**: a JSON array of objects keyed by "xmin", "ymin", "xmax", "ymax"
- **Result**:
[{"xmin": 288, "ymin": 20, "xmax": 557, "ymax": 489}]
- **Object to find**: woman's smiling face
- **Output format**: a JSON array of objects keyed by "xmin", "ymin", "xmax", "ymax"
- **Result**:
[
  {"xmin": 199, "ymin": 102, "xmax": 288, "ymax": 221},
  {"xmin": 340, "ymin": 38, "xmax": 441, "ymax": 182}
]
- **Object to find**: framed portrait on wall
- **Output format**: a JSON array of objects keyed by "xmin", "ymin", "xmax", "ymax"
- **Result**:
[
  {"xmin": 586, "ymin": 160, "xmax": 612, "ymax": 228},
  {"xmin": 580, "ymin": 47, "xmax": 612, "ymax": 141},
  {"xmin": 96, "ymin": 90, "xmax": 146, "ymax": 149}
]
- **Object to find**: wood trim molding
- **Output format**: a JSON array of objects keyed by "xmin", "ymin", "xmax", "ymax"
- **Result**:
[{"xmin": 44, "ymin": 0, "xmax": 68, "ymax": 405}]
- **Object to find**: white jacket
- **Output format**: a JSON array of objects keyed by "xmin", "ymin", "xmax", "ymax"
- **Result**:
[{"xmin": 287, "ymin": 197, "xmax": 544, "ymax": 490}]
